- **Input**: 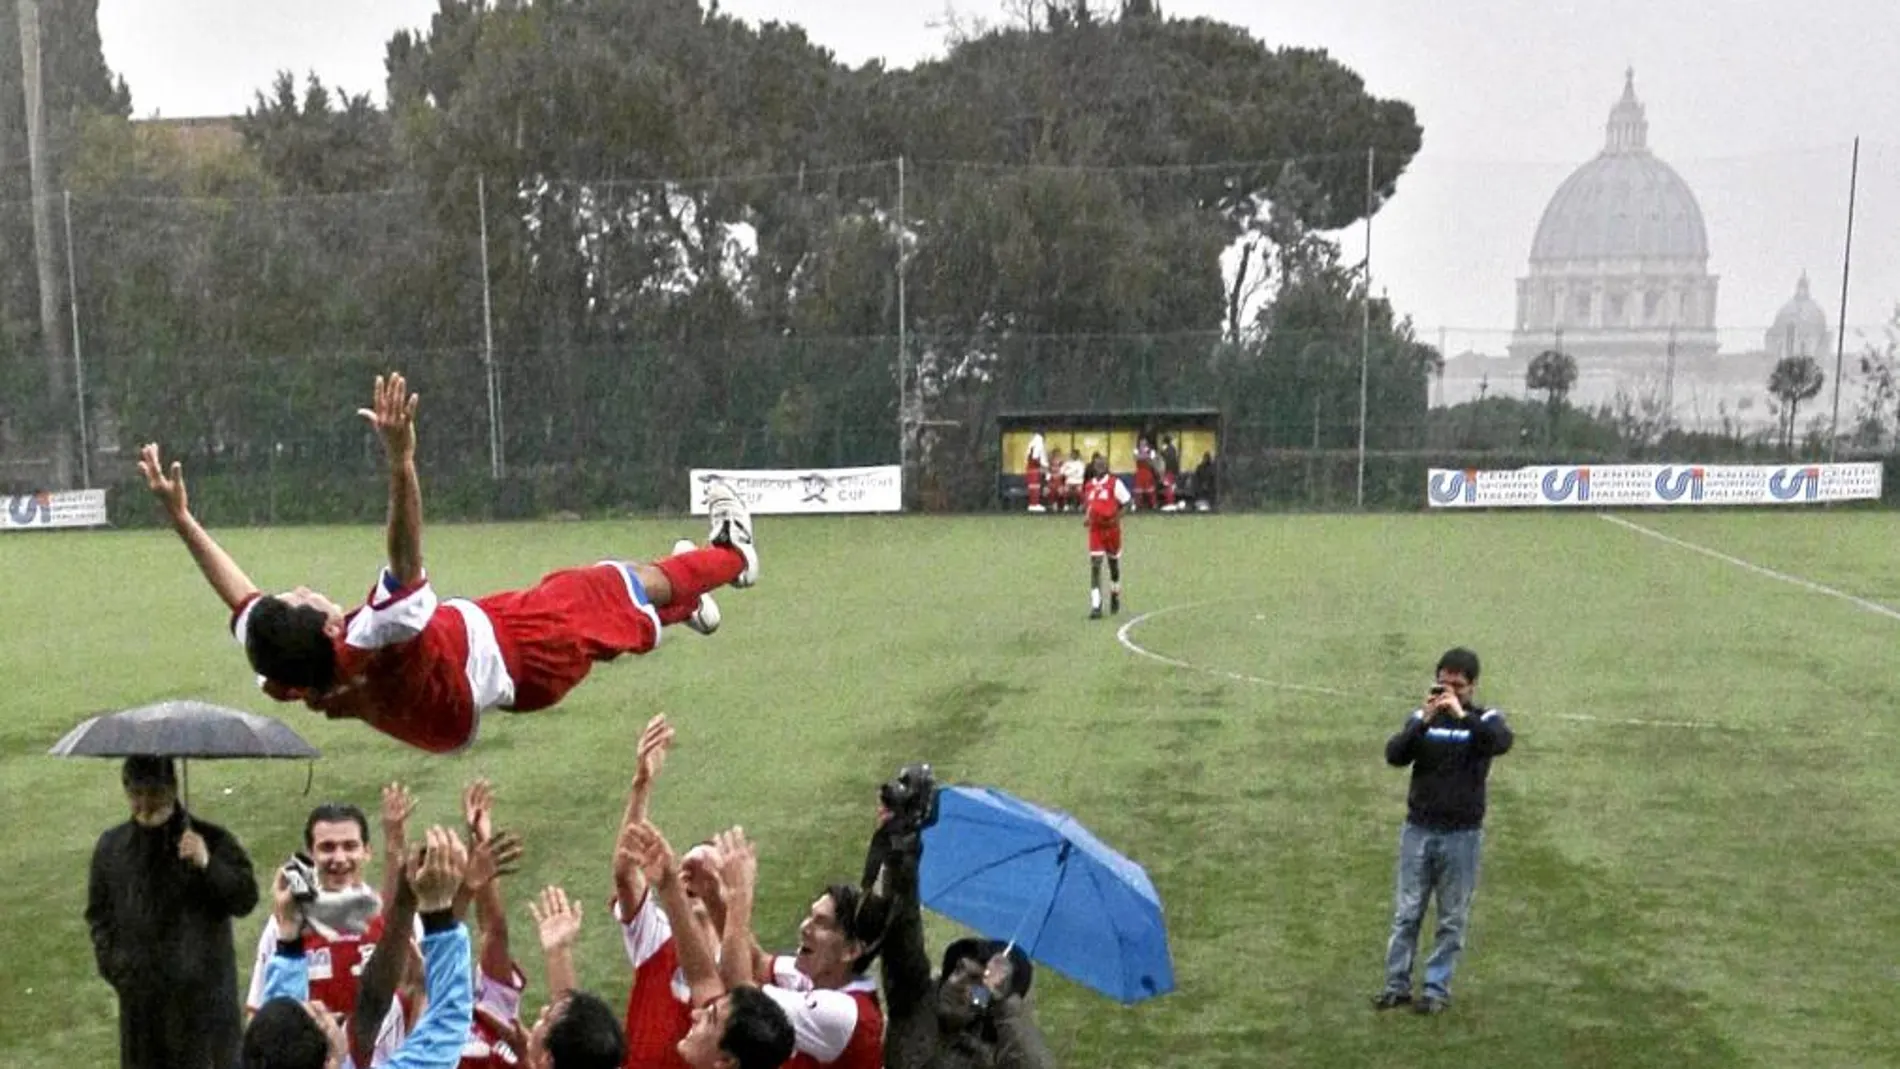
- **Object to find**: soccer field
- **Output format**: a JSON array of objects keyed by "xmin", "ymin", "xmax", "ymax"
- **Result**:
[{"xmin": 4, "ymin": 509, "xmax": 1899, "ymax": 1068}]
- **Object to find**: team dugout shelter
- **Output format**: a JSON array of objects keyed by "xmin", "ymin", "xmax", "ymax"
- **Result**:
[{"xmin": 996, "ymin": 408, "xmax": 1223, "ymax": 508}]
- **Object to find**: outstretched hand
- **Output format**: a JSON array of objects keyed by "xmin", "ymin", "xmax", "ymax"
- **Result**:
[
  {"xmin": 633, "ymin": 715, "xmax": 674, "ymax": 793},
  {"xmin": 357, "ymin": 372, "xmax": 419, "ymax": 462},
  {"xmin": 617, "ymin": 821, "xmax": 679, "ymax": 891},
  {"xmin": 136, "ymin": 443, "xmax": 189, "ymax": 522},
  {"xmin": 529, "ymin": 885, "xmax": 583, "ymax": 953}
]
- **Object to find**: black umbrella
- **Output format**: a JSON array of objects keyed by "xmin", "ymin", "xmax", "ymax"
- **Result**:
[{"xmin": 49, "ymin": 699, "xmax": 321, "ymax": 806}]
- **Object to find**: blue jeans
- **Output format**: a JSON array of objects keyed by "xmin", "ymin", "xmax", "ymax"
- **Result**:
[{"xmin": 1382, "ymin": 822, "xmax": 1483, "ymax": 1000}]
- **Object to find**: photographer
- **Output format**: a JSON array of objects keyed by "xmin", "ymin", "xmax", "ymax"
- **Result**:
[
  {"xmin": 865, "ymin": 765, "xmax": 1054, "ymax": 1069},
  {"xmin": 1373, "ymin": 647, "xmax": 1514, "ymax": 1016}
]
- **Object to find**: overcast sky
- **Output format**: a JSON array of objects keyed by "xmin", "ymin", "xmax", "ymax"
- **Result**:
[{"xmin": 98, "ymin": 0, "xmax": 1899, "ymax": 351}]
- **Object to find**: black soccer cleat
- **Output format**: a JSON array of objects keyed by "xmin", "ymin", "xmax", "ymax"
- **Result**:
[
  {"xmin": 1110, "ymin": 592, "xmax": 1121, "ymax": 615},
  {"xmin": 1089, "ymin": 607, "xmax": 1103, "ymax": 620}
]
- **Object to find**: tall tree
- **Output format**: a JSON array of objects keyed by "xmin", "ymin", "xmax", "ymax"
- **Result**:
[
  {"xmin": 1526, "ymin": 348, "xmax": 1578, "ymax": 414},
  {"xmin": 0, "ymin": 0, "xmax": 128, "ymax": 487},
  {"xmin": 1768, "ymin": 354, "xmax": 1825, "ymax": 454}
]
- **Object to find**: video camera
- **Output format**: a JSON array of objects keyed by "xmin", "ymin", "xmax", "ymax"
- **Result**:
[
  {"xmin": 879, "ymin": 762, "xmax": 941, "ymax": 834},
  {"xmin": 280, "ymin": 852, "xmax": 320, "ymax": 904}
]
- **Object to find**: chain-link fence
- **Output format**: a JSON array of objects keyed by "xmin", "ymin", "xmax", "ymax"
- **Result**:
[{"xmin": 0, "ymin": 142, "xmax": 1895, "ymax": 520}]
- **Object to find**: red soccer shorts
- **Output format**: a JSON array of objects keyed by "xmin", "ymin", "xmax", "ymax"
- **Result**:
[
  {"xmin": 1088, "ymin": 524, "xmax": 1123, "ymax": 558},
  {"xmin": 476, "ymin": 563, "xmax": 662, "ymax": 712}
]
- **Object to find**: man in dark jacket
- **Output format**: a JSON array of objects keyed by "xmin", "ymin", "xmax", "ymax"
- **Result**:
[
  {"xmin": 87, "ymin": 756, "xmax": 260, "ymax": 1068},
  {"xmin": 1373, "ymin": 647, "xmax": 1514, "ymax": 1016},
  {"xmin": 862, "ymin": 765, "xmax": 1054, "ymax": 1069}
]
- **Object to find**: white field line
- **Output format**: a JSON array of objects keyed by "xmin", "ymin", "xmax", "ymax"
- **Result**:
[{"xmin": 1598, "ymin": 513, "xmax": 1900, "ymax": 623}]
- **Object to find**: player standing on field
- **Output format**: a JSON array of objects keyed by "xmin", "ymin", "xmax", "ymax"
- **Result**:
[{"xmin": 1082, "ymin": 455, "xmax": 1130, "ymax": 620}]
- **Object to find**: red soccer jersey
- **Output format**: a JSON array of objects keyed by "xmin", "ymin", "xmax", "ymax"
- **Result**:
[
  {"xmin": 461, "ymin": 966, "xmax": 528, "ymax": 1069},
  {"xmin": 233, "ymin": 563, "xmax": 661, "ymax": 755},
  {"xmin": 615, "ymin": 894, "xmax": 695, "ymax": 1069},
  {"xmin": 1084, "ymin": 474, "xmax": 1130, "ymax": 527},
  {"xmin": 246, "ymin": 913, "xmax": 388, "ymax": 1017},
  {"xmin": 764, "ymin": 957, "xmax": 884, "ymax": 1069},
  {"xmin": 233, "ymin": 569, "xmax": 486, "ymax": 754}
]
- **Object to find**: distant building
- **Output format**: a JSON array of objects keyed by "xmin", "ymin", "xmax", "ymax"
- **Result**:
[
  {"xmin": 1765, "ymin": 272, "xmax": 1832, "ymax": 359},
  {"xmin": 1508, "ymin": 69, "xmax": 1719, "ymax": 368},
  {"xmin": 1433, "ymin": 71, "xmax": 1858, "ymax": 435}
]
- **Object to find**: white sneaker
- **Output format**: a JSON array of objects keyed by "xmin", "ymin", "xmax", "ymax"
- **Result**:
[
  {"xmin": 671, "ymin": 539, "xmax": 721, "ymax": 635},
  {"xmin": 702, "ymin": 480, "xmax": 759, "ymax": 588}
]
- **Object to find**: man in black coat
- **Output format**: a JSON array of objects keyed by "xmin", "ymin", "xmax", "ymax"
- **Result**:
[
  {"xmin": 861, "ymin": 765, "xmax": 1054, "ymax": 1069},
  {"xmin": 87, "ymin": 756, "xmax": 260, "ymax": 1069}
]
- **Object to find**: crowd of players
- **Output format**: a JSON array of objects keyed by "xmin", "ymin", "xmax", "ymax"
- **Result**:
[
  {"xmin": 1021, "ymin": 431, "xmax": 1217, "ymax": 516},
  {"xmin": 88, "ymin": 722, "xmax": 1053, "ymax": 1069}
]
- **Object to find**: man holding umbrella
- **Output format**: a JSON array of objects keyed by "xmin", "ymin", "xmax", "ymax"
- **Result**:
[{"xmin": 87, "ymin": 755, "xmax": 260, "ymax": 1069}]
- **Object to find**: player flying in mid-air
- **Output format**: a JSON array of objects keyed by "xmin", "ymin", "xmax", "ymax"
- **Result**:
[
  {"xmin": 137, "ymin": 372, "xmax": 760, "ymax": 755},
  {"xmin": 1081, "ymin": 454, "xmax": 1131, "ymax": 620}
]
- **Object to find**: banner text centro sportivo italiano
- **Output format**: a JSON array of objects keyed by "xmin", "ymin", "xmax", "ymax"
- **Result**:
[
  {"xmin": 1, "ymin": 489, "xmax": 109, "ymax": 531},
  {"xmin": 689, "ymin": 467, "xmax": 903, "ymax": 515},
  {"xmin": 1425, "ymin": 463, "xmax": 1883, "ymax": 508}
]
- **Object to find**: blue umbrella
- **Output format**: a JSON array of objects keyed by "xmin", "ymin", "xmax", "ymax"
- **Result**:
[{"xmin": 918, "ymin": 784, "xmax": 1175, "ymax": 1004}]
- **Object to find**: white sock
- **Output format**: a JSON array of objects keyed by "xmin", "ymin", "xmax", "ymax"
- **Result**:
[{"xmin": 1090, "ymin": 587, "xmax": 1102, "ymax": 610}]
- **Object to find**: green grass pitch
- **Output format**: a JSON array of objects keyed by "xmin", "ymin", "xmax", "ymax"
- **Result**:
[{"xmin": 4, "ymin": 509, "xmax": 1899, "ymax": 1068}]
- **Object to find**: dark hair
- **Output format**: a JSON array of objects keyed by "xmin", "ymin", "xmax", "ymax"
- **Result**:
[
  {"xmin": 723, "ymin": 986, "xmax": 796, "ymax": 1069},
  {"xmin": 544, "ymin": 990, "xmax": 625, "ymax": 1069},
  {"xmin": 245, "ymin": 596, "xmax": 338, "ymax": 693},
  {"xmin": 1436, "ymin": 647, "xmax": 1481, "ymax": 683},
  {"xmin": 940, "ymin": 938, "xmax": 1035, "ymax": 997},
  {"xmin": 242, "ymin": 998, "xmax": 329, "ymax": 1069},
  {"xmin": 303, "ymin": 803, "xmax": 371, "ymax": 849},
  {"xmin": 825, "ymin": 882, "xmax": 887, "ymax": 973},
  {"xmin": 122, "ymin": 755, "xmax": 177, "ymax": 788}
]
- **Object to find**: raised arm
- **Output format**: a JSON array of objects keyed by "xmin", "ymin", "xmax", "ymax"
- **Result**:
[
  {"xmin": 460, "ymin": 780, "xmax": 523, "ymax": 981},
  {"xmin": 138, "ymin": 444, "xmax": 259, "ymax": 612},
  {"xmin": 614, "ymin": 715, "xmax": 674, "ymax": 911},
  {"xmin": 712, "ymin": 828, "xmax": 762, "ymax": 995},
  {"xmin": 871, "ymin": 821, "xmax": 934, "ymax": 1018},
  {"xmin": 379, "ymin": 783, "xmax": 416, "ymax": 918},
  {"xmin": 353, "ymin": 861, "xmax": 419, "ymax": 1067},
  {"xmin": 388, "ymin": 826, "xmax": 477, "ymax": 1069},
  {"xmin": 621, "ymin": 820, "xmax": 725, "ymax": 1007},
  {"xmin": 529, "ymin": 886, "xmax": 582, "ymax": 1000},
  {"xmin": 357, "ymin": 373, "xmax": 424, "ymax": 587}
]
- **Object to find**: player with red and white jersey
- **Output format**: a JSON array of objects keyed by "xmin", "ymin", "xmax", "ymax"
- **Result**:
[
  {"xmin": 245, "ymin": 803, "xmax": 412, "ymax": 1033},
  {"xmin": 724, "ymin": 843, "xmax": 883, "ymax": 1069},
  {"xmin": 1133, "ymin": 436, "xmax": 1158, "ymax": 510},
  {"xmin": 763, "ymin": 954, "xmax": 883, "ymax": 1069},
  {"xmin": 247, "ymin": 910, "xmax": 391, "ymax": 1023},
  {"xmin": 608, "ymin": 715, "xmax": 729, "ymax": 1069},
  {"xmin": 1083, "ymin": 456, "xmax": 1132, "ymax": 620},
  {"xmin": 1024, "ymin": 431, "xmax": 1048, "ymax": 511},
  {"xmin": 138, "ymin": 372, "xmax": 760, "ymax": 756}
]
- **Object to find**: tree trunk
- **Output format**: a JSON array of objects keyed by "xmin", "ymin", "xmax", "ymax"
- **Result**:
[{"xmin": 20, "ymin": 0, "xmax": 72, "ymax": 488}]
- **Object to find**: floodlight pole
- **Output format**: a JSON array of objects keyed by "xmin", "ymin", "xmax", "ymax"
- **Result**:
[
  {"xmin": 1355, "ymin": 147, "xmax": 1374, "ymax": 509},
  {"xmin": 478, "ymin": 173, "xmax": 504, "ymax": 480},
  {"xmin": 897, "ymin": 156, "xmax": 909, "ymax": 498},
  {"xmin": 1827, "ymin": 136, "xmax": 1859, "ymax": 462}
]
